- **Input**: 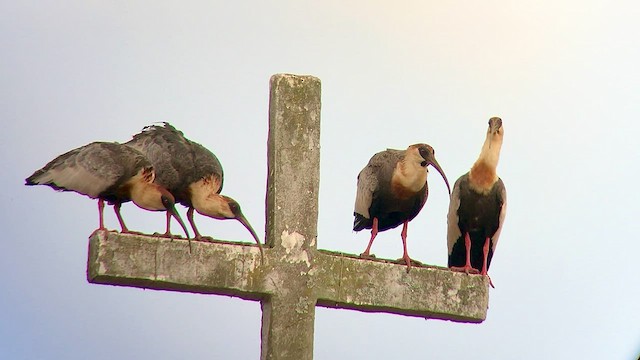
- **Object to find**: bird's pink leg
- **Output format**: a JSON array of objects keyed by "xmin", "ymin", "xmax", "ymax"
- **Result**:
[
  {"xmin": 399, "ymin": 220, "xmax": 412, "ymax": 272},
  {"xmin": 98, "ymin": 199, "xmax": 106, "ymax": 230},
  {"xmin": 481, "ymin": 237, "xmax": 495, "ymax": 288},
  {"xmin": 113, "ymin": 203, "xmax": 130, "ymax": 233},
  {"xmin": 187, "ymin": 207, "xmax": 204, "ymax": 240},
  {"xmin": 90, "ymin": 199, "xmax": 109, "ymax": 237},
  {"xmin": 164, "ymin": 210, "xmax": 173, "ymax": 237},
  {"xmin": 360, "ymin": 217, "xmax": 378, "ymax": 258},
  {"xmin": 450, "ymin": 232, "xmax": 480, "ymax": 274}
]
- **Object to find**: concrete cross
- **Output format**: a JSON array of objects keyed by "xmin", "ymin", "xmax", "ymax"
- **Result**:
[{"xmin": 87, "ymin": 74, "xmax": 489, "ymax": 360}]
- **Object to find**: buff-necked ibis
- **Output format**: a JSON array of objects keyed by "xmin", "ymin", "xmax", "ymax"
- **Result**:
[
  {"xmin": 125, "ymin": 123, "xmax": 263, "ymax": 259},
  {"xmin": 447, "ymin": 117, "xmax": 506, "ymax": 287},
  {"xmin": 353, "ymin": 143, "xmax": 451, "ymax": 271},
  {"xmin": 25, "ymin": 141, "xmax": 190, "ymax": 238}
]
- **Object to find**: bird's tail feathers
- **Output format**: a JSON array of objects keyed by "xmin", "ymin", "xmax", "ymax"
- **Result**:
[{"xmin": 353, "ymin": 213, "xmax": 372, "ymax": 232}]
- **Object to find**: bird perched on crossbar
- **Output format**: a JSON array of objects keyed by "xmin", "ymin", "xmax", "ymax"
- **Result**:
[
  {"xmin": 25, "ymin": 141, "xmax": 190, "ymax": 238},
  {"xmin": 126, "ymin": 123, "xmax": 263, "ymax": 260},
  {"xmin": 353, "ymin": 143, "xmax": 451, "ymax": 272},
  {"xmin": 447, "ymin": 117, "xmax": 507, "ymax": 287}
]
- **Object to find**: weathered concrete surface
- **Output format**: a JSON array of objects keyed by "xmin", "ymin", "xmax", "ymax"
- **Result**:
[
  {"xmin": 88, "ymin": 231, "xmax": 266, "ymax": 299},
  {"xmin": 266, "ymin": 74, "xmax": 321, "ymax": 249},
  {"xmin": 88, "ymin": 233, "xmax": 489, "ymax": 323},
  {"xmin": 262, "ymin": 74, "xmax": 321, "ymax": 360},
  {"xmin": 314, "ymin": 250, "xmax": 488, "ymax": 322}
]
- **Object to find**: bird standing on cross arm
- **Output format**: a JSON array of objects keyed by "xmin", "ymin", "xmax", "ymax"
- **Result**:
[
  {"xmin": 353, "ymin": 143, "xmax": 451, "ymax": 272},
  {"xmin": 125, "ymin": 122, "xmax": 264, "ymax": 260},
  {"xmin": 25, "ymin": 141, "xmax": 191, "ymax": 238},
  {"xmin": 447, "ymin": 117, "xmax": 507, "ymax": 288}
]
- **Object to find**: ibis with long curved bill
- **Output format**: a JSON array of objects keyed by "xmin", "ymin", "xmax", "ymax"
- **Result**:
[
  {"xmin": 126, "ymin": 123, "xmax": 263, "ymax": 260},
  {"xmin": 353, "ymin": 143, "xmax": 451, "ymax": 272}
]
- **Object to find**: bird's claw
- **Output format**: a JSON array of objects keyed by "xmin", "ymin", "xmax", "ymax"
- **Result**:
[
  {"xmin": 89, "ymin": 228, "xmax": 111, "ymax": 238},
  {"xmin": 483, "ymin": 273, "xmax": 495, "ymax": 288},
  {"xmin": 359, "ymin": 252, "xmax": 376, "ymax": 259},
  {"xmin": 396, "ymin": 257, "xmax": 423, "ymax": 266},
  {"xmin": 449, "ymin": 265, "xmax": 480, "ymax": 274},
  {"xmin": 396, "ymin": 257, "xmax": 423, "ymax": 272},
  {"xmin": 194, "ymin": 235, "xmax": 215, "ymax": 242}
]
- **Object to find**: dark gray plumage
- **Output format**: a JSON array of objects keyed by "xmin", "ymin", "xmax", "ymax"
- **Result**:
[
  {"xmin": 447, "ymin": 117, "xmax": 506, "ymax": 287},
  {"xmin": 353, "ymin": 143, "xmax": 451, "ymax": 271},
  {"xmin": 25, "ymin": 141, "xmax": 190, "ymax": 237},
  {"xmin": 126, "ymin": 123, "xmax": 263, "ymax": 259}
]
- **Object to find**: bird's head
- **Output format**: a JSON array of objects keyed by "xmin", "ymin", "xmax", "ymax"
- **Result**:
[
  {"xmin": 197, "ymin": 195, "xmax": 263, "ymax": 256},
  {"xmin": 134, "ymin": 185, "xmax": 190, "ymax": 238},
  {"xmin": 221, "ymin": 196, "xmax": 261, "ymax": 244},
  {"xmin": 409, "ymin": 143, "xmax": 451, "ymax": 194},
  {"xmin": 487, "ymin": 117, "xmax": 504, "ymax": 143}
]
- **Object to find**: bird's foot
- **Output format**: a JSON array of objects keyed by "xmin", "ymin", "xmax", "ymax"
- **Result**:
[
  {"xmin": 449, "ymin": 265, "xmax": 480, "ymax": 274},
  {"xmin": 396, "ymin": 257, "xmax": 424, "ymax": 266},
  {"xmin": 89, "ymin": 228, "xmax": 110, "ymax": 238},
  {"xmin": 194, "ymin": 235, "xmax": 215, "ymax": 242},
  {"xmin": 396, "ymin": 257, "xmax": 423, "ymax": 272},
  {"xmin": 481, "ymin": 271, "xmax": 495, "ymax": 288},
  {"xmin": 359, "ymin": 252, "xmax": 377, "ymax": 259},
  {"xmin": 152, "ymin": 231, "xmax": 185, "ymax": 240},
  {"xmin": 152, "ymin": 231, "xmax": 172, "ymax": 239}
]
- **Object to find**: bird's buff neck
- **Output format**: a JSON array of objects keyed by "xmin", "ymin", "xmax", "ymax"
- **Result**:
[
  {"xmin": 130, "ymin": 182, "xmax": 165, "ymax": 211},
  {"xmin": 190, "ymin": 177, "xmax": 231, "ymax": 219},
  {"xmin": 392, "ymin": 153, "xmax": 428, "ymax": 195},
  {"xmin": 469, "ymin": 133, "xmax": 502, "ymax": 193}
]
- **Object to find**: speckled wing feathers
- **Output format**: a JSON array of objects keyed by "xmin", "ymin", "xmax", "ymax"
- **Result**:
[
  {"xmin": 126, "ymin": 123, "xmax": 225, "ymax": 205},
  {"xmin": 25, "ymin": 142, "xmax": 150, "ymax": 199},
  {"xmin": 491, "ymin": 179, "xmax": 507, "ymax": 251},
  {"xmin": 354, "ymin": 149, "xmax": 403, "ymax": 219},
  {"xmin": 446, "ymin": 175, "xmax": 465, "ymax": 254}
]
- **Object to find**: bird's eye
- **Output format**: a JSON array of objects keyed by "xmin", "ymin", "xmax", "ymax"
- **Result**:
[
  {"xmin": 161, "ymin": 195, "xmax": 173, "ymax": 208},
  {"xmin": 418, "ymin": 146, "xmax": 431, "ymax": 160}
]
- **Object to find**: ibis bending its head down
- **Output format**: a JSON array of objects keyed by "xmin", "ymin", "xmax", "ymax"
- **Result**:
[
  {"xmin": 447, "ymin": 117, "xmax": 506, "ymax": 287},
  {"xmin": 353, "ymin": 143, "xmax": 451, "ymax": 271},
  {"xmin": 126, "ymin": 123, "xmax": 263, "ymax": 259},
  {"xmin": 25, "ymin": 141, "xmax": 190, "ymax": 238}
]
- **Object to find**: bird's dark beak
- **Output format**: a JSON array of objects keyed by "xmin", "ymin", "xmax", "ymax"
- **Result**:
[
  {"xmin": 427, "ymin": 156, "xmax": 451, "ymax": 194},
  {"xmin": 168, "ymin": 204, "xmax": 190, "ymax": 239},
  {"xmin": 236, "ymin": 212, "xmax": 265, "ymax": 263}
]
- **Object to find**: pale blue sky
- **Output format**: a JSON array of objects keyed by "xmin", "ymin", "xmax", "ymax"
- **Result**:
[{"xmin": 1, "ymin": 1, "xmax": 639, "ymax": 359}]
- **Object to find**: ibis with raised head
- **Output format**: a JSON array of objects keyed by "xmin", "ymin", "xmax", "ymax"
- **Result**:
[
  {"xmin": 447, "ymin": 117, "xmax": 506, "ymax": 287},
  {"xmin": 25, "ymin": 141, "xmax": 190, "ymax": 238},
  {"xmin": 126, "ymin": 123, "xmax": 263, "ymax": 259},
  {"xmin": 353, "ymin": 143, "xmax": 451, "ymax": 271}
]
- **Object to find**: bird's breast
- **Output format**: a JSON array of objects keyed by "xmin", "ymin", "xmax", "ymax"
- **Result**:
[
  {"xmin": 469, "ymin": 162, "xmax": 498, "ymax": 194},
  {"xmin": 390, "ymin": 163, "xmax": 427, "ymax": 198},
  {"xmin": 390, "ymin": 179, "xmax": 424, "ymax": 200}
]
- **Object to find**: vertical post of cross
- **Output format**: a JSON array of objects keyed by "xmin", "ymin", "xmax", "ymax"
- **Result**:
[{"xmin": 261, "ymin": 74, "xmax": 321, "ymax": 360}]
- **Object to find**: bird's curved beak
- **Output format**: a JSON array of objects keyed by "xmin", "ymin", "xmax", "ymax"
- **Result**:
[
  {"xmin": 427, "ymin": 157, "xmax": 451, "ymax": 194},
  {"xmin": 168, "ymin": 204, "xmax": 190, "ymax": 239},
  {"xmin": 236, "ymin": 212, "xmax": 265, "ymax": 263}
]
